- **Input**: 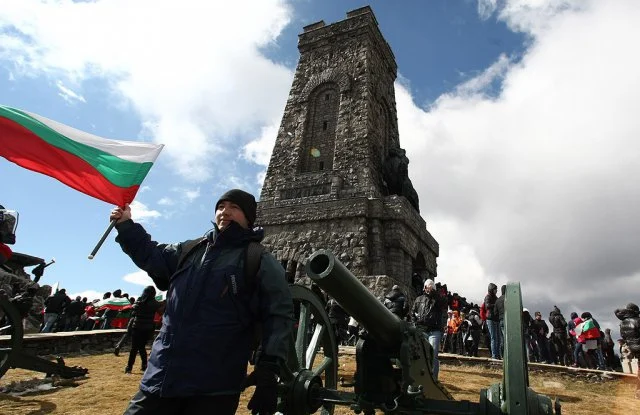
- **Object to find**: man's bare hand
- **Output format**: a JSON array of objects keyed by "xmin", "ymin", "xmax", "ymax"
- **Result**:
[{"xmin": 110, "ymin": 204, "xmax": 132, "ymax": 224}]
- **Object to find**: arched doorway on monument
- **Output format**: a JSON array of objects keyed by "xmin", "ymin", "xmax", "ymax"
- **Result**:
[{"xmin": 411, "ymin": 252, "xmax": 427, "ymax": 297}]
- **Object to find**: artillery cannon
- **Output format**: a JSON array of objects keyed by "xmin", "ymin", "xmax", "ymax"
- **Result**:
[
  {"xmin": 0, "ymin": 294, "xmax": 88, "ymax": 380},
  {"xmin": 281, "ymin": 249, "xmax": 560, "ymax": 414}
]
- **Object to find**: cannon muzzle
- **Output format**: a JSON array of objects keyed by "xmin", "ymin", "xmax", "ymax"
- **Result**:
[{"xmin": 306, "ymin": 249, "xmax": 403, "ymax": 348}]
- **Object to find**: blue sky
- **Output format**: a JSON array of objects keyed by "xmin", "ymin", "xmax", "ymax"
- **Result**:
[{"xmin": 1, "ymin": 0, "xmax": 639, "ymax": 331}]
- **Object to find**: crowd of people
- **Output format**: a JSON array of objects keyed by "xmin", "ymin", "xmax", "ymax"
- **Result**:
[
  {"xmin": 35, "ymin": 288, "xmax": 164, "ymax": 334},
  {"xmin": 325, "ymin": 276, "xmax": 639, "ymax": 381},
  {"xmin": 4, "ymin": 250, "xmax": 639, "ymax": 381}
]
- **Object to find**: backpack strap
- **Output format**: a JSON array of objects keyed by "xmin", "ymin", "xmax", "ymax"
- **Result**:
[
  {"xmin": 149, "ymin": 237, "xmax": 207, "ymax": 291},
  {"xmin": 177, "ymin": 237, "xmax": 207, "ymax": 270},
  {"xmin": 244, "ymin": 241, "xmax": 264, "ymax": 294}
]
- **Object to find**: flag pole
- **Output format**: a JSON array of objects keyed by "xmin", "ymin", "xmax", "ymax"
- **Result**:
[{"xmin": 88, "ymin": 219, "xmax": 117, "ymax": 259}]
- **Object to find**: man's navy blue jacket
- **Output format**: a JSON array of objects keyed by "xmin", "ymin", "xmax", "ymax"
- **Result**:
[{"xmin": 115, "ymin": 220, "xmax": 293, "ymax": 397}]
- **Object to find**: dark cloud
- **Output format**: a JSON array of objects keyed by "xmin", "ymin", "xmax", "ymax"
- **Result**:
[{"xmin": 398, "ymin": 1, "xmax": 640, "ymax": 320}]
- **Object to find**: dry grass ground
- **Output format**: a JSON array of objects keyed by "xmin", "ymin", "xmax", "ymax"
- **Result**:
[{"xmin": 0, "ymin": 351, "xmax": 638, "ymax": 414}]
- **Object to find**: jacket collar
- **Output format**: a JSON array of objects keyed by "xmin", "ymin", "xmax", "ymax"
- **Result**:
[{"xmin": 209, "ymin": 221, "xmax": 264, "ymax": 247}]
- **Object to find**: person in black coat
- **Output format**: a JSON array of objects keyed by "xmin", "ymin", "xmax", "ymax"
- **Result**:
[
  {"xmin": 41, "ymin": 289, "xmax": 71, "ymax": 333},
  {"xmin": 549, "ymin": 306, "xmax": 569, "ymax": 365},
  {"xmin": 531, "ymin": 311, "xmax": 551, "ymax": 363},
  {"xmin": 125, "ymin": 286, "xmax": 160, "ymax": 374},
  {"xmin": 412, "ymin": 279, "xmax": 447, "ymax": 379},
  {"xmin": 615, "ymin": 303, "xmax": 640, "ymax": 398},
  {"xmin": 384, "ymin": 285, "xmax": 408, "ymax": 320},
  {"xmin": 64, "ymin": 296, "xmax": 86, "ymax": 331},
  {"xmin": 484, "ymin": 283, "xmax": 500, "ymax": 359}
]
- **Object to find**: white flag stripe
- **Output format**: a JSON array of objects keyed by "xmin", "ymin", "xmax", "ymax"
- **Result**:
[{"xmin": 25, "ymin": 111, "xmax": 164, "ymax": 163}]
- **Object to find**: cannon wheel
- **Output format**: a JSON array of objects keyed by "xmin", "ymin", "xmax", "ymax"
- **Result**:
[
  {"xmin": 285, "ymin": 284, "xmax": 338, "ymax": 414},
  {"xmin": 0, "ymin": 294, "xmax": 24, "ymax": 379}
]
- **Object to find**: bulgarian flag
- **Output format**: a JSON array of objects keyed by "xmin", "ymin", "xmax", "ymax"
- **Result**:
[
  {"xmin": 95, "ymin": 296, "xmax": 132, "ymax": 311},
  {"xmin": 0, "ymin": 105, "xmax": 164, "ymax": 206},
  {"xmin": 579, "ymin": 319, "xmax": 601, "ymax": 340}
]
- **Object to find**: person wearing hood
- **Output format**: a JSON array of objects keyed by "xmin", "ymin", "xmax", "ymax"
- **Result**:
[
  {"xmin": 615, "ymin": 303, "xmax": 640, "ymax": 398},
  {"xmin": 484, "ymin": 283, "xmax": 501, "ymax": 359},
  {"xmin": 111, "ymin": 189, "xmax": 294, "ymax": 415},
  {"xmin": 567, "ymin": 311, "xmax": 579, "ymax": 353},
  {"xmin": 383, "ymin": 284, "xmax": 408, "ymax": 320},
  {"xmin": 464, "ymin": 308, "xmax": 483, "ymax": 357},
  {"xmin": 615, "ymin": 304, "xmax": 640, "ymax": 354},
  {"xmin": 549, "ymin": 306, "xmax": 569, "ymax": 366}
]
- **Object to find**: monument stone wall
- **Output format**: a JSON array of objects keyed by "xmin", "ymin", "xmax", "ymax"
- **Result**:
[{"xmin": 257, "ymin": 6, "xmax": 438, "ymax": 300}]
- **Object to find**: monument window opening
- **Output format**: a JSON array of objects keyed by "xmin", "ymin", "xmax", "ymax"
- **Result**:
[{"xmin": 300, "ymin": 82, "xmax": 339, "ymax": 173}]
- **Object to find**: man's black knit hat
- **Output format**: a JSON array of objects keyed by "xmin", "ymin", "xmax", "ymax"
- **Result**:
[{"xmin": 216, "ymin": 189, "xmax": 257, "ymax": 226}]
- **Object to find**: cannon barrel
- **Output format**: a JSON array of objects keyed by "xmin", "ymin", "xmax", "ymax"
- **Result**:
[{"xmin": 306, "ymin": 249, "xmax": 403, "ymax": 348}]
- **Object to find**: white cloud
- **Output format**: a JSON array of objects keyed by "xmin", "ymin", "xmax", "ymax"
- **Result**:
[
  {"xmin": 183, "ymin": 187, "xmax": 201, "ymax": 203},
  {"xmin": 122, "ymin": 270, "xmax": 154, "ymax": 287},
  {"xmin": 496, "ymin": 0, "xmax": 587, "ymax": 36},
  {"xmin": 129, "ymin": 200, "xmax": 161, "ymax": 223},
  {"xmin": 398, "ymin": 0, "xmax": 640, "ymax": 317},
  {"xmin": 55, "ymin": 80, "xmax": 85, "ymax": 103},
  {"xmin": 477, "ymin": 0, "xmax": 499, "ymax": 21},
  {"xmin": 449, "ymin": 54, "xmax": 512, "ymax": 99},
  {"xmin": 243, "ymin": 121, "xmax": 279, "ymax": 166},
  {"xmin": 157, "ymin": 197, "xmax": 174, "ymax": 206},
  {"xmin": 0, "ymin": 0, "xmax": 293, "ymax": 181},
  {"xmin": 256, "ymin": 170, "xmax": 267, "ymax": 187},
  {"xmin": 159, "ymin": 187, "xmax": 200, "ymax": 206}
]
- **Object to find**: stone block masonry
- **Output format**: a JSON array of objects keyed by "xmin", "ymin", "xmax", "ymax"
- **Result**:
[{"xmin": 257, "ymin": 6, "xmax": 438, "ymax": 302}]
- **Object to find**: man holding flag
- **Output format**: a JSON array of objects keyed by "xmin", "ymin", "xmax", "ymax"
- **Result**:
[{"xmin": 110, "ymin": 189, "xmax": 293, "ymax": 415}]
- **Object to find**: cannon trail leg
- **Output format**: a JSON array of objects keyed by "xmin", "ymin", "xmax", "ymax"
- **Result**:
[{"xmin": 0, "ymin": 295, "xmax": 88, "ymax": 380}]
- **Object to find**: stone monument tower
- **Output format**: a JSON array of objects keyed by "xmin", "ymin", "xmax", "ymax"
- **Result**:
[{"xmin": 257, "ymin": 6, "xmax": 438, "ymax": 296}]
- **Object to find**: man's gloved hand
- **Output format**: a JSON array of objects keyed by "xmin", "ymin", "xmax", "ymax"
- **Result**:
[{"xmin": 245, "ymin": 358, "xmax": 280, "ymax": 415}]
